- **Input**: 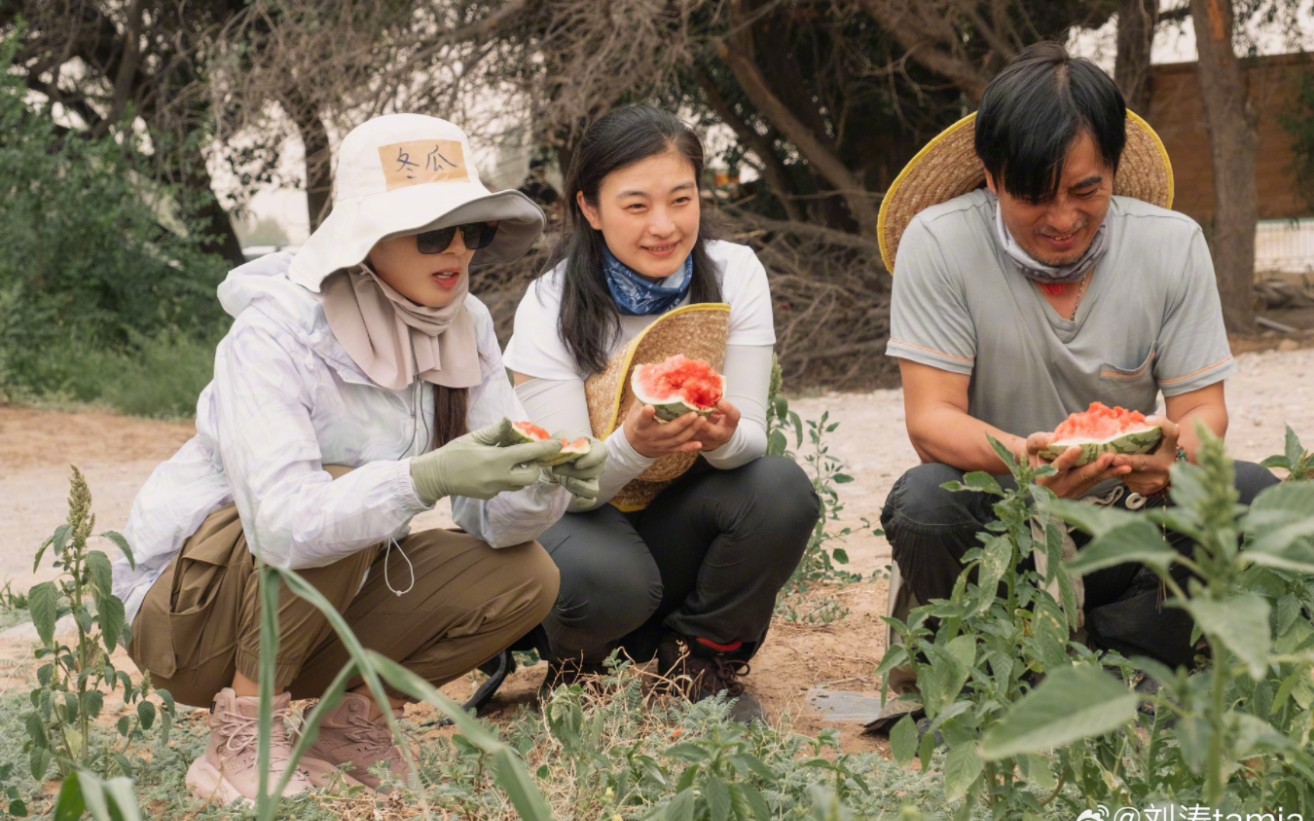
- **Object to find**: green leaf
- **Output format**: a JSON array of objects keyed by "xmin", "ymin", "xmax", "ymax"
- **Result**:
[
  {"xmin": 53, "ymin": 772, "xmax": 87, "ymax": 821},
  {"xmin": 97, "ymin": 594, "xmax": 126, "ymax": 653},
  {"xmin": 965, "ymin": 470, "xmax": 1005, "ymax": 496},
  {"xmin": 1285, "ymin": 423, "xmax": 1305, "ymax": 467},
  {"xmin": 920, "ymin": 636, "xmax": 974, "ymax": 717},
  {"xmin": 666, "ymin": 743, "xmax": 711, "ymax": 764},
  {"xmin": 1039, "ymin": 497, "xmax": 1139, "ymax": 539},
  {"xmin": 85, "ymin": 551, "xmax": 113, "ymax": 598},
  {"xmin": 1176, "ymin": 713, "xmax": 1209, "ymax": 775},
  {"xmin": 974, "ymin": 535, "xmax": 1012, "ymax": 615},
  {"xmin": 1182, "ymin": 594, "xmax": 1272, "ymax": 680},
  {"xmin": 833, "ymin": 473, "xmax": 854, "ymax": 484},
  {"xmin": 729, "ymin": 754, "xmax": 776, "ymax": 781},
  {"xmin": 942, "ymin": 743, "xmax": 983, "ymax": 801},
  {"xmin": 101, "ymin": 531, "xmax": 135, "ymax": 570},
  {"xmin": 137, "ymin": 700, "xmax": 156, "ymax": 731},
  {"xmin": 492, "ymin": 748, "xmax": 555, "ymax": 821},
  {"xmin": 979, "ymin": 665, "xmax": 1137, "ymax": 760},
  {"xmin": 29, "ymin": 745, "xmax": 51, "ymax": 782},
  {"xmin": 28, "ymin": 582, "xmax": 59, "ymax": 646},
  {"xmin": 661, "ymin": 788, "xmax": 696, "ymax": 821},
  {"xmin": 738, "ymin": 784, "xmax": 773, "ymax": 821},
  {"xmin": 890, "ymin": 714, "xmax": 918, "ymax": 765},
  {"xmin": 705, "ymin": 777, "xmax": 732, "ymax": 821},
  {"xmin": 83, "ymin": 690, "xmax": 104, "ymax": 720},
  {"xmin": 1065, "ymin": 519, "xmax": 1175, "ymax": 576}
]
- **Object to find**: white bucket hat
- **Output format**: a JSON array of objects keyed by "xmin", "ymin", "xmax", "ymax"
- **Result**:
[{"xmin": 289, "ymin": 113, "xmax": 545, "ymax": 291}]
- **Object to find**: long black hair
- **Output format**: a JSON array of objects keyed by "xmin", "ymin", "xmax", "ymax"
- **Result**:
[
  {"xmin": 551, "ymin": 105, "xmax": 723, "ymax": 375},
  {"xmin": 974, "ymin": 42, "xmax": 1126, "ymax": 204}
]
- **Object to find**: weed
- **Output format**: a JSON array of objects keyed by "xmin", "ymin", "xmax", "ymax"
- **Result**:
[
  {"xmin": 767, "ymin": 359, "xmax": 864, "ymax": 626},
  {"xmin": 881, "ymin": 426, "xmax": 1314, "ymax": 817},
  {"xmin": 24, "ymin": 467, "xmax": 175, "ymax": 786},
  {"xmin": 1262, "ymin": 423, "xmax": 1314, "ymax": 481}
]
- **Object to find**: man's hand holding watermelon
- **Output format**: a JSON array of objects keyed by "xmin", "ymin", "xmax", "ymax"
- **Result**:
[{"xmin": 1109, "ymin": 415, "xmax": 1181, "ymax": 497}]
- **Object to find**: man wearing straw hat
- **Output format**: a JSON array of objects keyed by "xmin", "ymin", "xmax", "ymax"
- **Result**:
[{"xmin": 875, "ymin": 42, "xmax": 1277, "ymax": 673}]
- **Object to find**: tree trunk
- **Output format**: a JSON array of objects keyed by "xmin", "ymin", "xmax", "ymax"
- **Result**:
[
  {"xmin": 1190, "ymin": 0, "xmax": 1258, "ymax": 332},
  {"xmin": 1115, "ymin": 0, "xmax": 1157, "ymax": 114},
  {"xmin": 281, "ymin": 89, "xmax": 333, "ymax": 231}
]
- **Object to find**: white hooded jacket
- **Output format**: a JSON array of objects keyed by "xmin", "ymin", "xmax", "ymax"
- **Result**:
[{"xmin": 112, "ymin": 252, "xmax": 570, "ymax": 623}]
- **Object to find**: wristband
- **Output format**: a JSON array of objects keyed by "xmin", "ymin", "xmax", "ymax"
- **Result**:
[{"xmin": 1146, "ymin": 447, "xmax": 1187, "ymax": 502}]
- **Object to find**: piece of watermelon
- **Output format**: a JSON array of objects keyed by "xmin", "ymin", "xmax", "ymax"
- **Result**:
[
  {"xmin": 1040, "ymin": 402, "xmax": 1164, "ymax": 465},
  {"xmin": 505, "ymin": 420, "xmax": 590, "ymax": 466},
  {"xmin": 630, "ymin": 355, "xmax": 725, "ymax": 422}
]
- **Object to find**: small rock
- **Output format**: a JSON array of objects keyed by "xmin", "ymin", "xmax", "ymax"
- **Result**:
[{"xmin": 1278, "ymin": 338, "xmax": 1300, "ymax": 353}]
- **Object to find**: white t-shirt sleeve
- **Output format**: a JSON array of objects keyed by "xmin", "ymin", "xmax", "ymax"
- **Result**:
[
  {"xmin": 713, "ymin": 241, "xmax": 777, "ymax": 347},
  {"xmin": 503, "ymin": 269, "xmax": 582, "ymax": 381}
]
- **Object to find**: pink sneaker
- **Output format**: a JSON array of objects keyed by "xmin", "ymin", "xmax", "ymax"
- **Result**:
[
  {"xmin": 185, "ymin": 688, "xmax": 318, "ymax": 806},
  {"xmin": 306, "ymin": 692, "xmax": 410, "ymax": 790}
]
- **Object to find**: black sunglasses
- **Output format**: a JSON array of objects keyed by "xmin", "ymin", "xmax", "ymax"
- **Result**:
[{"xmin": 415, "ymin": 221, "xmax": 499, "ymax": 254}]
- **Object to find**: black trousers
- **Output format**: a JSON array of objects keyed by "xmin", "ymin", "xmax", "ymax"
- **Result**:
[
  {"xmin": 538, "ymin": 455, "xmax": 820, "ymax": 664},
  {"xmin": 880, "ymin": 461, "xmax": 1280, "ymax": 668}
]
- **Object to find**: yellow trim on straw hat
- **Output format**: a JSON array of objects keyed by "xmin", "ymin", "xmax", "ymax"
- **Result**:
[
  {"xmin": 584, "ymin": 302, "xmax": 731, "ymax": 511},
  {"xmin": 876, "ymin": 109, "xmax": 1174, "ymax": 273}
]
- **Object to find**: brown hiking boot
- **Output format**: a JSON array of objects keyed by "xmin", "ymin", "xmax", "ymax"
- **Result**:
[
  {"xmin": 184, "ymin": 688, "xmax": 318, "ymax": 806},
  {"xmin": 306, "ymin": 692, "xmax": 410, "ymax": 790},
  {"xmin": 657, "ymin": 635, "xmax": 766, "ymax": 724}
]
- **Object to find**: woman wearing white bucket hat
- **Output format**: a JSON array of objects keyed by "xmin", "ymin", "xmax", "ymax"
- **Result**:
[{"xmin": 112, "ymin": 113, "xmax": 605, "ymax": 804}]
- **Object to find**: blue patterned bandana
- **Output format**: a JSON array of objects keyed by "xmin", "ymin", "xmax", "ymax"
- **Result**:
[{"xmin": 603, "ymin": 245, "xmax": 693, "ymax": 316}]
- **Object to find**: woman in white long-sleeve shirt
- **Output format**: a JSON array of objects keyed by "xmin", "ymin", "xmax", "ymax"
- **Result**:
[
  {"xmin": 113, "ymin": 114, "xmax": 604, "ymax": 805},
  {"xmin": 503, "ymin": 106, "xmax": 819, "ymax": 724}
]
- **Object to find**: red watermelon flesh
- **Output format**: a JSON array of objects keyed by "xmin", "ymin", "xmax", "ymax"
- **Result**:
[
  {"xmin": 630, "ymin": 355, "xmax": 725, "ymax": 422},
  {"xmin": 506, "ymin": 420, "xmax": 590, "ymax": 466},
  {"xmin": 1041, "ymin": 402, "xmax": 1164, "ymax": 465}
]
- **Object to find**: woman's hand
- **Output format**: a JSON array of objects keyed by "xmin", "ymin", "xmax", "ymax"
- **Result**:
[
  {"xmin": 1027, "ymin": 431, "xmax": 1130, "ymax": 500},
  {"xmin": 1109, "ymin": 416, "xmax": 1180, "ymax": 496},
  {"xmin": 546, "ymin": 436, "xmax": 607, "ymax": 505},
  {"xmin": 409, "ymin": 420, "xmax": 561, "ymax": 505},
  {"xmin": 622, "ymin": 402, "xmax": 707, "ymax": 458},
  {"xmin": 690, "ymin": 398, "xmax": 740, "ymax": 453}
]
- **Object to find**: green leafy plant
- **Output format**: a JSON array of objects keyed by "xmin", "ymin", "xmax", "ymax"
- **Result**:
[
  {"xmin": 880, "ymin": 425, "xmax": 1314, "ymax": 817},
  {"xmin": 23, "ymin": 467, "xmax": 175, "ymax": 784},
  {"xmin": 877, "ymin": 437, "xmax": 1097, "ymax": 818},
  {"xmin": 1261, "ymin": 424, "xmax": 1314, "ymax": 481},
  {"xmin": 248, "ymin": 564, "xmax": 557, "ymax": 820},
  {"xmin": 0, "ymin": 763, "xmax": 25, "ymax": 818},
  {"xmin": 766, "ymin": 363, "xmax": 864, "ymax": 628}
]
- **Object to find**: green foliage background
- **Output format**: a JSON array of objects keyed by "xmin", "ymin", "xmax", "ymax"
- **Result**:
[{"xmin": 0, "ymin": 34, "xmax": 229, "ymax": 416}]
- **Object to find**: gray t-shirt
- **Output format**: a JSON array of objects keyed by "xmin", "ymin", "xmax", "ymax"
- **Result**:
[{"xmin": 887, "ymin": 190, "xmax": 1236, "ymax": 436}]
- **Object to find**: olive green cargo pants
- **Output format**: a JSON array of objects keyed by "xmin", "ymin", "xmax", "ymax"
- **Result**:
[{"xmin": 128, "ymin": 500, "xmax": 559, "ymax": 709}]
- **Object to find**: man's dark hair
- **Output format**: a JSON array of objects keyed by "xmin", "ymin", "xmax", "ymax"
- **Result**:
[{"xmin": 974, "ymin": 42, "xmax": 1126, "ymax": 203}]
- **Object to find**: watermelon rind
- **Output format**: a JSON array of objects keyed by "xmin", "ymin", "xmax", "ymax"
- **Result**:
[
  {"xmin": 539, "ymin": 439, "xmax": 591, "ymax": 467},
  {"xmin": 1040, "ymin": 427, "xmax": 1164, "ymax": 466},
  {"xmin": 507, "ymin": 420, "xmax": 552, "ymax": 445}
]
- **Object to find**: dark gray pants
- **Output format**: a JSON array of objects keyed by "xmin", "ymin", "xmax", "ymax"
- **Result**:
[
  {"xmin": 880, "ymin": 461, "xmax": 1279, "ymax": 668},
  {"xmin": 538, "ymin": 456, "xmax": 820, "ymax": 664}
]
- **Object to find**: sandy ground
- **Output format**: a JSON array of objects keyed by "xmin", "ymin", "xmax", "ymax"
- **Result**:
[{"xmin": 2, "ymin": 343, "xmax": 1312, "ymax": 753}]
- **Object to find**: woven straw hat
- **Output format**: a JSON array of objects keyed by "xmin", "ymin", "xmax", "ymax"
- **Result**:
[
  {"xmin": 876, "ymin": 110, "xmax": 1174, "ymax": 273},
  {"xmin": 585, "ymin": 302, "xmax": 731, "ymax": 511}
]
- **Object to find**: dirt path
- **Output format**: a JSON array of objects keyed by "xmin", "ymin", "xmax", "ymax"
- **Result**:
[{"xmin": 2, "ymin": 344, "xmax": 1311, "ymax": 750}]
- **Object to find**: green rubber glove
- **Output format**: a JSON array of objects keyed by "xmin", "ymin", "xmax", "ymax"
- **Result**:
[
  {"xmin": 545, "ymin": 435, "xmax": 607, "ymax": 503},
  {"xmin": 410, "ymin": 419, "xmax": 563, "ymax": 505}
]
